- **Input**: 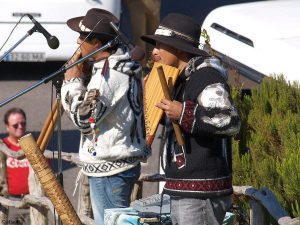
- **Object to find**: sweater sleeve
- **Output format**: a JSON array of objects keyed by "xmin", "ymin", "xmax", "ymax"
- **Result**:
[
  {"xmin": 179, "ymin": 68, "xmax": 240, "ymax": 137},
  {"xmin": 61, "ymin": 70, "xmax": 128, "ymax": 135},
  {"xmin": 61, "ymin": 77, "xmax": 96, "ymax": 134}
]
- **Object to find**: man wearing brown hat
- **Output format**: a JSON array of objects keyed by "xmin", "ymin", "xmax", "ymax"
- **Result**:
[
  {"xmin": 61, "ymin": 8, "xmax": 148, "ymax": 225},
  {"xmin": 142, "ymin": 13, "xmax": 241, "ymax": 225}
]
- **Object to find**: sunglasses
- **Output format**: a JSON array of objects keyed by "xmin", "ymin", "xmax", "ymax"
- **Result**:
[
  {"xmin": 79, "ymin": 33, "xmax": 88, "ymax": 40},
  {"xmin": 11, "ymin": 122, "xmax": 26, "ymax": 129}
]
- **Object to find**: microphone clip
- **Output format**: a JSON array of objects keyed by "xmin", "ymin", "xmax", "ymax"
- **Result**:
[{"xmin": 110, "ymin": 22, "xmax": 145, "ymax": 61}]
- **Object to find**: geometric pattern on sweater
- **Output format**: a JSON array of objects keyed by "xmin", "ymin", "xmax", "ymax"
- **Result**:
[
  {"xmin": 82, "ymin": 157, "xmax": 139, "ymax": 174},
  {"xmin": 164, "ymin": 176, "xmax": 232, "ymax": 193},
  {"xmin": 179, "ymin": 100, "xmax": 197, "ymax": 133}
]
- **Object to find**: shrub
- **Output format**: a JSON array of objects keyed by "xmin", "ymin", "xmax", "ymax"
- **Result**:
[{"xmin": 232, "ymin": 75, "xmax": 300, "ymax": 222}]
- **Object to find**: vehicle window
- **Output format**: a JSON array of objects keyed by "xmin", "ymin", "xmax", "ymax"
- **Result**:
[{"xmin": 211, "ymin": 23, "xmax": 254, "ymax": 47}]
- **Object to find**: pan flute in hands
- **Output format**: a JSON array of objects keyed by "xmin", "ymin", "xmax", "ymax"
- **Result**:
[{"xmin": 143, "ymin": 62, "xmax": 180, "ymax": 146}]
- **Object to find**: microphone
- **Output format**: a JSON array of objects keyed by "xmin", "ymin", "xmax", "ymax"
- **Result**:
[
  {"xmin": 26, "ymin": 14, "xmax": 60, "ymax": 49},
  {"xmin": 110, "ymin": 21, "xmax": 145, "ymax": 61}
]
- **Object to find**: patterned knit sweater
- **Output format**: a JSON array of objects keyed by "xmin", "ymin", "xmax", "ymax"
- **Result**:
[
  {"xmin": 162, "ymin": 56, "xmax": 241, "ymax": 198},
  {"xmin": 61, "ymin": 47, "xmax": 148, "ymax": 177}
]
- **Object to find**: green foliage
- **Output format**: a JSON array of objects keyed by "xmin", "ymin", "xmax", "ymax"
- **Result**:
[
  {"xmin": 291, "ymin": 200, "xmax": 300, "ymax": 218},
  {"xmin": 232, "ymin": 75, "xmax": 300, "ymax": 220},
  {"xmin": 276, "ymin": 153, "xmax": 300, "ymax": 203}
]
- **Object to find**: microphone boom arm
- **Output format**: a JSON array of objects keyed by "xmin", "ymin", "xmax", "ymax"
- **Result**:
[
  {"xmin": 109, "ymin": 22, "xmax": 145, "ymax": 61},
  {"xmin": 0, "ymin": 38, "xmax": 119, "ymax": 107}
]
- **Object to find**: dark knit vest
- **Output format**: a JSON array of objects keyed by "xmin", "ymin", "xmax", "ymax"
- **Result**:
[{"xmin": 162, "ymin": 66, "xmax": 233, "ymax": 199}]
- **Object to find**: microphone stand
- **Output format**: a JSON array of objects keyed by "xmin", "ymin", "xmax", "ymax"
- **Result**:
[
  {"xmin": 51, "ymin": 75, "xmax": 64, "ymax": 225},
  {"xmin": 0, "ymin": 25, "xmax": 41, "ymax": 62}
]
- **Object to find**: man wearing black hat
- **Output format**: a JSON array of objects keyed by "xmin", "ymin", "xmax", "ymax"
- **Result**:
[
  {"xmin": 142, "ymin": 13, "xmax": 241, "ymax": 225},
  {"xmin": 61, "ymin": 8, "xmax": 148, "ymax": 225}
]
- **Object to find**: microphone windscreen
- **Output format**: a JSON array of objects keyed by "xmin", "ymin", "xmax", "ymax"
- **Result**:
[
  {"xmin": 48, "ymin": 36, "xmax": 60, "ymax": 49},
  {"xmin": 130, "ymin": 46, "xmax": 145, "ymax": 61}
]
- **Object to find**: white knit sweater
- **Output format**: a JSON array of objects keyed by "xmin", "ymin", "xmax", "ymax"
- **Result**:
[{"xmin": 61, "ymin": 48, "xmax": 147, "ymax": 177}]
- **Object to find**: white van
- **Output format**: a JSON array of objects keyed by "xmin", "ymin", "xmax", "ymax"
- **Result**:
[
  {"xmin": 200, "ymin": 0, "xmax": 300, "ymax": 87},
  {"xmin": 0, "ymin": 0, "xmax": 121, "ymax": 62}
]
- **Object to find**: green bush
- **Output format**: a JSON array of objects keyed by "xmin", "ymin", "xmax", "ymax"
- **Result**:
[{"xmin": 232, "ymin": 75, "xmax": 300, "ymax": 221}]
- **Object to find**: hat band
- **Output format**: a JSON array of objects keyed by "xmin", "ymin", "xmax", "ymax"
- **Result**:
[
  {"xmin": 79, "ymin": 20, "xmax": 91, "ymax": 32},
  {"xmin": 154, "ymin": 26, "xmax": 199, "ymax": 44}
]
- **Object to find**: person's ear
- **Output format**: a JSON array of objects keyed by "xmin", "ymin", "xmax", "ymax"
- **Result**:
[{"xmin": 5, "ymin": 124, "xmax": 9, "ymax": 133}]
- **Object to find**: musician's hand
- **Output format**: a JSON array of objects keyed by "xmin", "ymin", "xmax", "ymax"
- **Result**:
[
  {"xmin": 143, "ymin": 74, "xmax": 149, "ymax": 87},
  {"xmin": 156, "ymin": 99, "xmax": 182, "ymax": 120},
  {"xmin": 64, "ymin": 50, "xmax": 83, "ymax": 80}
]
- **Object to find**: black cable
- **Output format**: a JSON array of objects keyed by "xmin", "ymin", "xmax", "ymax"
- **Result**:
[{"xmin": 0, "ymin": 14, "xmax": 27, "ymax": 52}]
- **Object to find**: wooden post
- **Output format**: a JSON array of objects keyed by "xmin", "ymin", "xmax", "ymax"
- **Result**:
[
  {"xmin": 77, "ymin": 174, "xmax": 92, "ymax": 219},
  {"xmin": 0, "ymin": 142, "xmax": 8, "ymax": 224},
  {"xmin": 0, "ymin": 204, "xmax": 8, "ymax": 225},
  {"xmin": 28, "ymin": 166, "xmax": 48, "ymax": 225},
  {"xmin": 130, "ymin": 181, "xmax": 143, "ymax": 202},
  {"xmin": 249, "ymin": 199, "xmax": 268, "ymax": 225},
  {"xmin": 0, "ymin": 150, "xmax": 7, "ymax": 196}
]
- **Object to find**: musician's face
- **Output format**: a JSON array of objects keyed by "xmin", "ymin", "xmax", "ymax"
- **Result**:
[
  {"xmin": 77, "ymin": 36, "xmax": 101, "ymax": 58},
  {"xmin": 152, "ymin": 42, "xmax": 179, "ymax": 67}
]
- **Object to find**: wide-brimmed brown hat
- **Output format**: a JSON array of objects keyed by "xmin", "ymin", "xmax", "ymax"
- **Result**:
[
  {"xmin": 141, "ymin": 13, "xmax": 209, "ymax": 57},
  {"xmin": 67, "ymin": 8, "xmax": 119, "ymax": 41}
]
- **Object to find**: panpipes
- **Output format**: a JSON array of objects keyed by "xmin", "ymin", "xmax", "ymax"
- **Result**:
[{"xmin": 143, "ymin": 62, "xmax": 180, "ymax": 146}]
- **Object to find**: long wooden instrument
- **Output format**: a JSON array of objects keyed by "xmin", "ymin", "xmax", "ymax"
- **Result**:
[
  {"xmin": 37, "ymin": 101, "xmax": 64, "ymax": 152},
  {"xmin": 19, "ymin": 134, "xmax": 82, "ymax": 225},
  {"xmin": 20, "ymin": 102, "xmax": 82, "ymax": 224}
]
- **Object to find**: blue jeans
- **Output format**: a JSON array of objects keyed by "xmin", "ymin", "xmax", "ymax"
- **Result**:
[
  {"xmin": 89, "ymin": 164, "xmax": 140, "ymax": 225},
  {"xmin": 170, "ymin": 195, "xmax": 232, "ymax": 225}
]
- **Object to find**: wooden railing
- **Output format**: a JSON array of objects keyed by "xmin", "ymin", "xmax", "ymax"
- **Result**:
[
  {"xmin": 0, "ymin": 144, "xmax": 299, "ymax": 225},
  {"xmin": 137, "ymin": 176, "xmax": 300, "ymax": 225}
]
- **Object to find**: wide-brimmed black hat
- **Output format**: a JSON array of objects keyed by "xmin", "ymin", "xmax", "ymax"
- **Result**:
[
  {"xmin": 67, "ymin": 8, "xmax": 119, "ymax": 41},
  {"xmin": 141, "ymin": 13, "xmax": 209, "ymax": 57}
]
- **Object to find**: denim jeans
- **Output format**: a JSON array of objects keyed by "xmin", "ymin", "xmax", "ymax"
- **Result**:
[
  {"xmin": 170, "ymin": 195, "xmax": 232, "ymax": 225},
  {"xmin": 89, "ymin": 164, "xmax": 140, "ymax": 225}
]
